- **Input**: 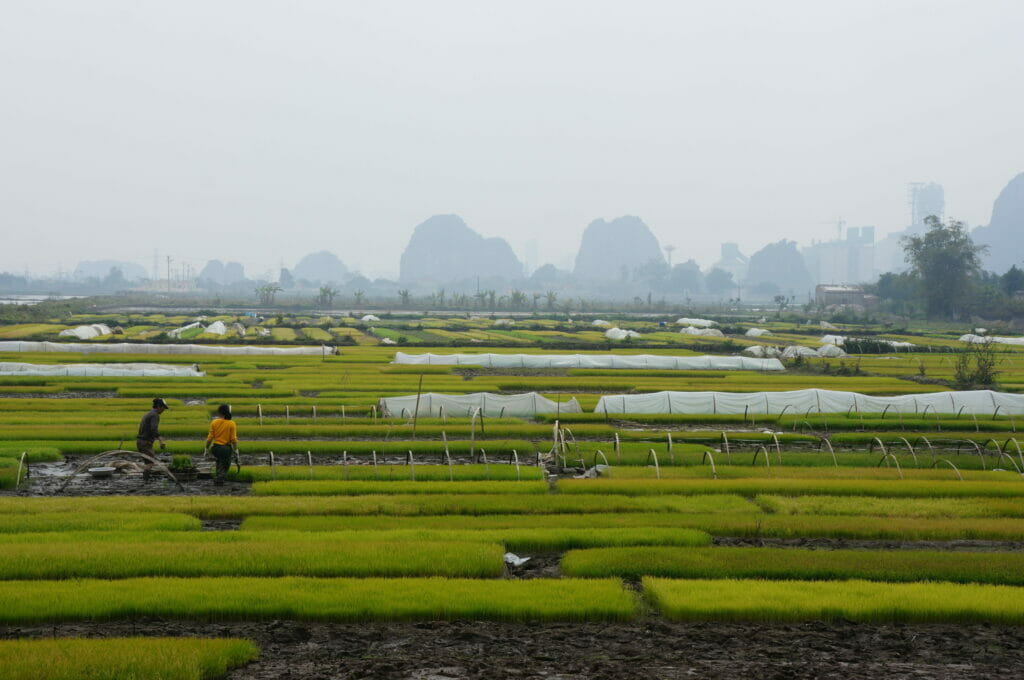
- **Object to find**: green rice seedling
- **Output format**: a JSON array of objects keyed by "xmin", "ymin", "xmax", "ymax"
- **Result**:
[
  {"xmin": 0, "ymin": 493, "xmax": 759, "ymax": 519},
  {"xmin": 564, "ymin": 545, "xmax": 1024, "ymax": 584},
  {"xmin": 0, "ymin": 576, "xmax": 635, "ymax": 623},
  {"xmin": 231, "ymin": 464, "xmax": 543, "ymax": 482},
  {"xmin": 604, "ymin": 463, "xmax": 1013, "ymax": 479},
  {"xmin": 0, "ymin": 637, "xmax": 259, "ymax": 680},
  {"xmin": 557, "ymin": 478, "xmax": 1024, "ymax": 498},
  {"xmin": 0, "ymin": 512, "xmax": 201, "ymax": 533},
  {"xmin": 644, "ymin": 577, "xmax": 1024, "ymax": 624},
  {"xmin": 0, "ymin": 538, "xmax": 503, "ymax": 579},
  {"xmin": 251, "ymin": 480, "xmax": 549, "ymax": 496},
  {"xmin": 755, "ymin": 494, "xmax": 1024, "ymax": 518}
]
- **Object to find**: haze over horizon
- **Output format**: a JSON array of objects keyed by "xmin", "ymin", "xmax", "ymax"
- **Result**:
[{"xmin": 1, "ymin": 1, "xmax": 1022, "ymax": 280}]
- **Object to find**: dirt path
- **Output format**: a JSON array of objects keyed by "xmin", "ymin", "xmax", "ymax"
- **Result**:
[{"xmin": 3, "ymin": 619, "xmax": 1021, "ymax": 679}]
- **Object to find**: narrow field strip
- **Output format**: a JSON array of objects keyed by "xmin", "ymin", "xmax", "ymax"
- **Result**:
[
  {"xmin": 250, "ymin": 480, "xmax": 549, "ymax": 496},
  {"xmin": 0, "ymin": 538, "xmax": 502, "ymax": 579},
  {"xmin": 564, "ymin": 546, "xmax": 1024, "ymax": 584},
  {"xmin": 756, "ymin": 494, "xmax": 1024, "ymax": 519},
  {"xmin": 604, "ymin": 465, "xmax": 1018, "ymax": 481},
  {"xmin": 558, "ymin": 478, "xmax": 1024, "ymax": 498},
  {"xmin": 0, "ymin": 512, "xmax": 201, "ymax": 533},
  {"xmin": 231, "ymin": 463, "xmax": 543, "ymax": 482},
  {"xmin": 0, "ymin": 494, "xmax": 759, "ymax": 518},
  {"xmin": 0, "ymin": 637, "xmax": 258, "ymax": 680},
  {"xmin": 0, "ymin": 577, "xmax": 636, "ymax": 623},
  {"xmin": 644, "ymin": 577, "xmax": 1024, "ymax": 624}
]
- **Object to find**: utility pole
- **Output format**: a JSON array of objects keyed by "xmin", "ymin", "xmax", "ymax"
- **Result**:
[
  {"xmin": 663, "ymin": 244, "xmax": 676, "ymax": 268},
  {"xmin": 166, "ymin": 256, "xmax": 173, "ymax": 293}
]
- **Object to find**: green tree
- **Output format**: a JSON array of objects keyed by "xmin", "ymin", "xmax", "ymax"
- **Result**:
[
  {"xmin": 705, "ymin": 268, "xmax": 734, "ymax": 295},
  {"xmin": 901, "ymin": 216, "xmax": 986, "ymax": 319},
  {"xmin": 1001, "ymin": 265, "xmax": 1024, "ymax": 296}
]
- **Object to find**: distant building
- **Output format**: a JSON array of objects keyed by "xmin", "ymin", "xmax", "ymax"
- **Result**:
[
  {"xmin": 815, "ymin": 284, "xmax": 877, "ymax": 307},
  {"xmin": 909, "ymin": 182, "xmax": 945, "ymax": 230},
  {"xmin": 711, "ymin": 243, "xmax": 748, "ymax": 281},
  {"xmin": 802, "ymin": 224, "xmax": 875, "ymax": 285}
]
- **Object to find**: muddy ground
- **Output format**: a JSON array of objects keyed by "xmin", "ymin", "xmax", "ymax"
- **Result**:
[{"xmin": 3, "ymin": 618, "xmax": 1022, "ymax": 679}]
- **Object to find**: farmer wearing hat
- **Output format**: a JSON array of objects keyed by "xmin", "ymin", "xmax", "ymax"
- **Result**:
[{"xmin": 137, "ymin": 398, "xmax": 169, "ymax": 457}]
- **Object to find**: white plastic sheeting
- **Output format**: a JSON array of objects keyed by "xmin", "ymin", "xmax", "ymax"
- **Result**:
[
  {"xmin": 745, "ymin": 328, "xmax": 771, "ymax": 337},
  {"xmin": 817, "ymin": 343, "xmax": 847, "ymax": 358},
  {"xmin": 680, "ymin": 326, "xmax": 724, "ymax": 337},
  {"xmin": 361, "ymin": 314, "xmax": 380, "ymax": 322},
  {"xmin": 168, "ymin": 322, "xmax": 202, "ymax": 339},
  {"xmin": 677, "ymin": 318, "xmax": 716, "ymax": 327},
  {"xmin": 394, "ymin": 351, "xmax": 784, "ymax": 371},
  {"xmin": 493, "ymin": 319, "xmax": 515, "ymax": 327},
  {"xmin": 591, "ymin": 319, "xmax": 611, "ymax": 327},
  {"xmin": 0, "ymin": 341, "xmax": 335, "ymax": 355},
  {"xmin": 0, "ymin": 362, "xmax": 204, "ymax": 377},
  {"xmin": 960, "ymin": 334, "xmax": 1024, "ymax": 346},
  {"xmin": 821, "ymin": 335, "xmax": 915, "ymax": 349},
  {"xmin": 58, "ymin": 324, "xmax": 111, "ymax": 340},
  {"xmin": 205, "ymin": 321, "xmax": 227, "ymax": 335},
  {"xmin": 379, "ymin": 392, "xmax": 582, "ymax": 417},
  {"xmin": 781, "ymin": 345, "xmax": 819, "ymax": 359},
  {"xmin": 594, "ymin": 388, "xmax": 1024, "ymax": 416},
  {"xmin": 605, "ymin": 328, "xmax": 641, "ymax": 340},
  {"xmin": 742, "ymin": 345, "xmax": 782, "ymax": 358}
]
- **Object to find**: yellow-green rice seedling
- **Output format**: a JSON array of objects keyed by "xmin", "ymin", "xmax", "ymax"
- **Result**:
[
  {"xmin": 755, "ymin": 494, "xmax": 1024, "ymax": 519},
  {"xmin": 0, "ymin": 493, "xmax": 760, "ymax": 519},
  {"xmin": 0, "ymin": 512, "xmax": 201, "ymax": 533},
  {"xmin": 0, "ymin": 637, "xmax": 258, "ymax": 680},
  {"xmin": 232, "ymin": 464, "xmax": 542, "ymax": 483},
  {"xmin": 0, "ymin": 538, "xmax": 503, "ymax": 579},
  {"xmin": 250, "ymin": 480, "xmax": 549, "ymax": 496},
  {"xmin": 605, "ymin": 465, "xmax": 1015, "ymax": 481},
  {"xmin": 563, "ymin": 546, "xmax": 1024, "ymax": 584},
  {"xmin": 644, "ymin": 577, "xmax": 1024, "ymax": 624},
  {"xmin": 557, "ymin": 478, "xmax": 1024, "ymax": 498},
  {"xmin": 0, "ymin": 577, "xmax": 636, "ymax": 623}
]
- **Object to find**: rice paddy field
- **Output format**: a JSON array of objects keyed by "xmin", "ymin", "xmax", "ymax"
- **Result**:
[{"xmin": 4, "ymin": 310, "xmax": 1024, "ymax": 677}]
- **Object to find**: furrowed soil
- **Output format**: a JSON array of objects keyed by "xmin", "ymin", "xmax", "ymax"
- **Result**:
[{"xmin": 3, "ymin": 619, "xmax": 1022, "ymax": 679}]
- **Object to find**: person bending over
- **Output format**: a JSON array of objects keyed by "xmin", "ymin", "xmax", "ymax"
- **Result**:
[
  {"xmin": 137, "ymin": 398, "xmax": 169, "ymax": 457},
  {"xmin": 205, "ymin": 403, "xmax": 238, "ymax": 485}
]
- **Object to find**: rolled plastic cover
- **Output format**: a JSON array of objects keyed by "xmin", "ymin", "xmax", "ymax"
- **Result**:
[
  {"xmin": 394, "ymin": 352, "xmax": 784, "ymax": 371},
  {"xmin": 379, "ymin": 391, "xmax": 582, "ymax": 417},
  {"xmin": 593, "ymin": 388, "xmax": 1024, "ymax": 416},
  {"xmin": 0, "ymin": 362, "xmax": 204, "ymax": 377},
  {"xmin": 0, "ymin": 341, "xmax": 335, "ymax": 356}
]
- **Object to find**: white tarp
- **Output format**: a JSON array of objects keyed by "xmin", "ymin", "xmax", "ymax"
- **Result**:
[
  {"xmin": 379, "ymin": 391, "xmax": 582, "ymax": 417},
  {"xmin": 0, "ymin": 341, "xmax": 335, "ymax": 355},
  {"xmin": 592, "ymin": 319, "xmax": 611, "ymax": 327},
  {"xmin": 58, "ymin": 324, "xmax": 111, "ymax": 340},
  {"xmin": 781, "ymin": 345, "xmax": 818, "ymax": 359},
  {"xmin": 168, "ymin": 322, "xmax": 202, "ymax": 339},
  {"xmin": 960, "ymin": 333, "xmax": 1024, "ymax": 346},
  {"xmin": 680, "ymin": 326, "xmax": 725, "ymax": 337},
  {"xmin": 361, "ymin": 314, "xmax": 380, "ymax": 322},
  {"xmin": 817, "ymin": 343, "xmax": 847, "ymax": 358},
  {"xmin": 745, "ymin": 328, "xmax": 771, "ymax": 337},
  {"xmin": 822, "ymin": 335, "xmax": 915, "ymax": 349},
  {"xmin": 677, "ymin": 318, "xmax": 716, "ymax": 327},
  {"xmin": 493, "ymin": 319, "xmax": 515, "ymax": 326},
  {"xmin": 394, "ymin": 352, "xmax": 785, "ymax": 371},
  {"xmin": 205, "ymin": 321, "xmax": 227, "ymax": 335},
  {"xmin": 742, "ymin": 345, "xmax": 782, "ymax": 358},
  {"xmin": 594, "ymin": 388, "xmax": 1024, "ymax": 416},
  {"xmin": 605, "ymin": 328, "xmax": 641, "ymax": 340},
  {"xmin": 0, "ymin": 362, "xmax": 204, "ymax": 377}
]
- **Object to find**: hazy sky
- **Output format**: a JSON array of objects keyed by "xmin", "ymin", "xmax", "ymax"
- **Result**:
[{"xmin": 1, "ymin": 1, "xmax": 1022, "ymax": 280}]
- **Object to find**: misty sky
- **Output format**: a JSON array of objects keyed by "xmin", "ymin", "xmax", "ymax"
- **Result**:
[{"xmin": 1, "ymin": 1, "xmax": 1022, "ymax": 280}]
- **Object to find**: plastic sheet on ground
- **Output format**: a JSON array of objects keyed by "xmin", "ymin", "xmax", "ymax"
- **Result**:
[
  {"xmin": 742, "ymin": 345, "xmax": 782, "ymax": 358},
  {"xmin": 361, "ymin": 314, "xmax": 380, "ymax": 322},
  {"xmin": 960, "ymin": 333, "xmax": 1024, "ymax": 346},
  {"xmin": 676, "ymin": 318, "xmax": 716, "ymax": 327},
  {"xmin": 820, "ymin": 335, "xmax": 914, "ymax": 349},
  {"xmin": 204, "ymin": 321, "xmax": 227, "ymax": 335},
  {"xmin": 781, "ymin": 345, "xmax": 818, "ymax": 359},
  {"xmin": 379, "ymin": 391, "xmax": 581, "ymax": 417},
  {"xmin": 58, "ymin": 324, "xmax": 111, "ymax": 340},
  {"xmin": 167, "ymin": 322, "xmax": 202, "ymax": 339},
  {"xmin": 0, "ymin": 362, "xmax": 204, "ymax": 377},
  {"xmin": 680, "ymin": 326, "xmax": 724, "ymax": 337},
  {"xmin": 605, "ymin": 328, "xmax": 641, "ymax": 341},
  {"xmin": 593, "ymin": 388, "xmax": 1024, "ymax": 416},
  {"xmin": 0, "ymin": 341, "xmax": 335, "ymax": 355},
  {"xmin": 745, "ymin": 328, "xmax": 771, "ymax": 337},
  {"xmin": 816, "ymin": 343, "xmax": 847, "ymax": 358},
  {"xmin": 591, "ymin": 319, "xmax": 611, "ymax": 327},
  {"xmin": 393, "ymin": 352, "xmax": 784, "ymax": 371}
]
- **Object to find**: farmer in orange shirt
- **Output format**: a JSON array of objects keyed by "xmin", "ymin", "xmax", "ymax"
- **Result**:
[{"xmin": 205, "ymin": 403, "xmax": 238, "ymax": 485}]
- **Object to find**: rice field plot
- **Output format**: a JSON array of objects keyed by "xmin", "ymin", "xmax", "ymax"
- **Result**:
[{"xmin": 0, "ymin": 638, "xmax": 258, "ymax": 680}]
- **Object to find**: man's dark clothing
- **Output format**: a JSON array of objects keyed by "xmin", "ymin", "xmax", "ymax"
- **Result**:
[{"xmin": 137, "ymin": 408, "xmax": 162, "ymax": 455}]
